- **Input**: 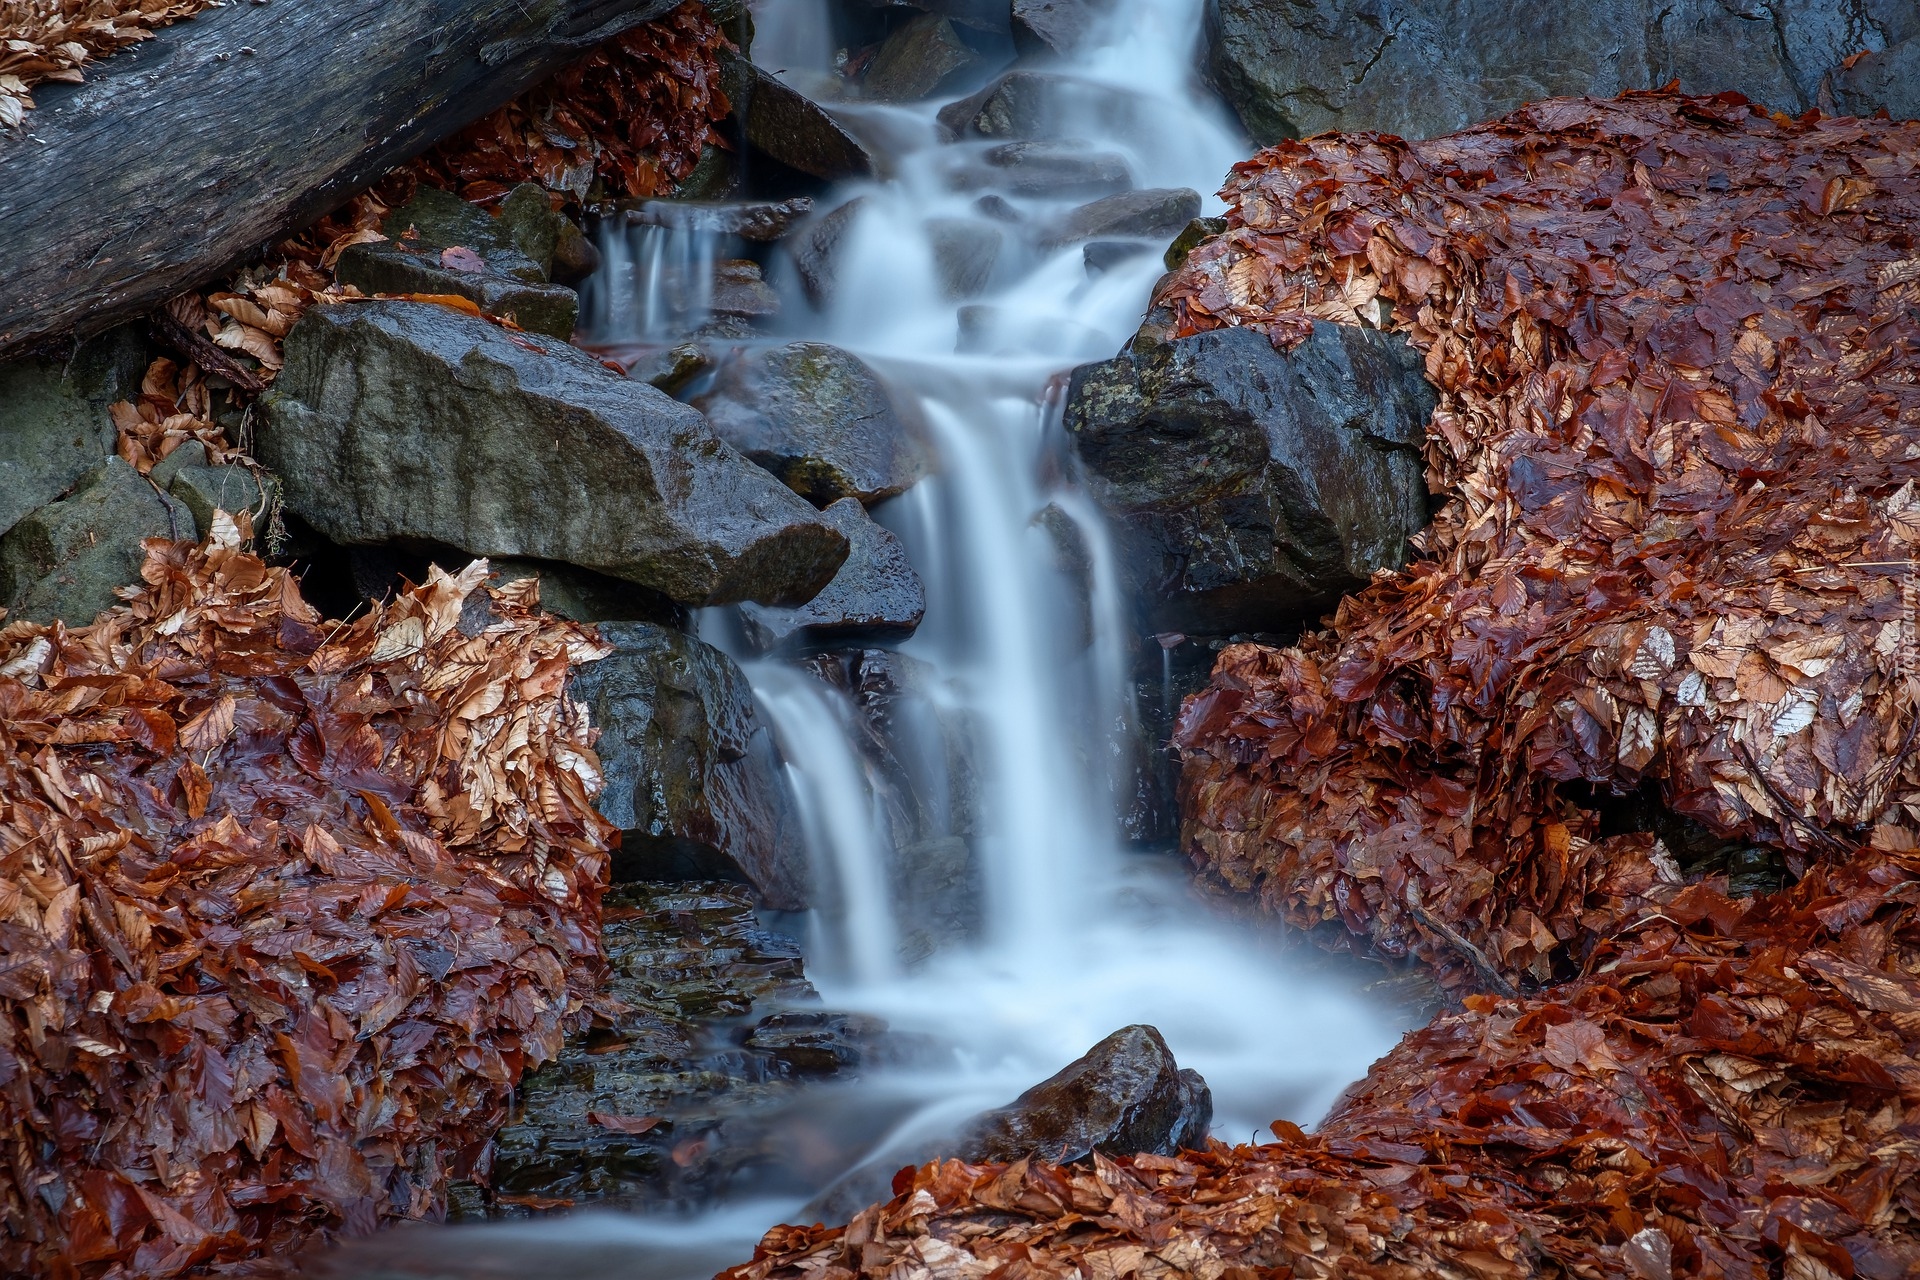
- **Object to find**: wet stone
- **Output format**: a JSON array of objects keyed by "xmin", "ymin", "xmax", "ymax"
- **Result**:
[
  {"xmin": 1083, "ymin": 239, "xmax": 1153, "ymax": 275},
  {"xmin": 739, "ymin": 497, "xmax": 926, "ymax": 654},
  {"xmin": 1042, "ymin": 187, "xmax": 1202, "ymax": 248},
  {"xmin": 937, "ymin": 70, "xmax": 1150, "ymax": 141},
  {"xmin": 623, "ymin": 197, "xmax": 816, "ymax": 242},
  {"xmin": 955, "ymin": 141, "xmax": 1133, "ymax": 197},
  {"xmin": 1012, "ymin": 0, "xmax": 1115, "ymax": 57},
  {"xmin": 791, "ymin": 198, "xmax": 866, "ymax": 309},
  {"xmin": 863, "ymin": 13, "xmax": 980, "ymax": 102},
  {"xmin": 0, "ymin": 456, "xmax": 190, "ymax": 626},
  {"xmin": 927, "ymin": 216, "xmax": 1004, "ymax": 298}
]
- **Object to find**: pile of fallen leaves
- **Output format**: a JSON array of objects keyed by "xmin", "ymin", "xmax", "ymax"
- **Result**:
[
  {"xmin": 1160, "ymin": 92, "xmax": 1920, "ymax": 992},
  {"xmin": 725, "ymin": 842, "xmax": 1920, "ymax": 1279},
  {"xmin": 0, "ymin": 519, "xmax": 615, "ymax": 1274},
  {"xmin": 411, "ymin": 0, "xmax": 731, "ymax": 207},
  {"xmin": 0, "ymin": 0, "xmax": 209, "ymax": 128}
]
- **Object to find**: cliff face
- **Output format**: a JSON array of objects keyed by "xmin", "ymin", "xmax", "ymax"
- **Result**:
[{"xmin": 1166, "ymin": 92, "xmax": 1920, "ymax": 991}]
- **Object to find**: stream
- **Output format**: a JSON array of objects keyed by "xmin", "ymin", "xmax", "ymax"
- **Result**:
[{"xmin": 316, "ymin": 2, "xmax": 1406, "ymax": 1275}]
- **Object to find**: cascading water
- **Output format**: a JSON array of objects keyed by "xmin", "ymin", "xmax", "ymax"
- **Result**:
[{"xmin": 322, "ymin": 4, "xmax": 1407, "ymax": 1275}]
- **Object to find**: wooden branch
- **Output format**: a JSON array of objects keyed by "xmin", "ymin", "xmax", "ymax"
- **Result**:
[{"xmin": 0, "ymin": 0, "xmax": 683, "ymax": 359}]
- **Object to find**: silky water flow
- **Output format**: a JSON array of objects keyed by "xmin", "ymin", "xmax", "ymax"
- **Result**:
[{"xmin": 321, "ymin": 3, "xmax": 1407, "ymax": 1274}]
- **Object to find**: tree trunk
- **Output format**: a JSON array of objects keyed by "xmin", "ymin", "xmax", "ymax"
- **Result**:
[{"xmin": 0, "ymin": 0, "xmax": 682, "ymax": 359}]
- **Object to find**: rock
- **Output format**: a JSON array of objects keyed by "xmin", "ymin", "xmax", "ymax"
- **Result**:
[
  {"xmin": 1012, "ymin": 0, "xmax": 1114, "ymax": 57},
  {"xmin": 960, "ymin": 1026, "xmax": 1213, "ymax": 1164},
  {"xmin": 927, "ymin": 217, "xmax": 1004, "ymax": 298},
  {"xmin": 1202, "ymin": 0, "xmax": 1899, "ymax": 144},
  {"xmin": 1829, "ymin": 37, "xmax": 1920, "ymax": 121},
  {"xmin": 743, "ymin": 1010, "xmax": 890, "ymax": 1075},
  {"xmin": 1083, "ymin": 239, "xmax": 1152, "ymax": 275},
  {"xmin": 487, "ymin": 558, "xmax": 690, "ymax": 628},
  {"xmin": 0, "ymin": 457, "xmax": 189, "ymax": 625},
  {"xmin": 738, "ymin": 57, "xmax": 877, "ymax": 180},
  {"xmin": 496, "ymin": 182, "xmax": 569, "ymax": 279},
  {"xmin": 333, "ymin": 240, "xmax": 579, "ymax": 339},
  {"xmin": 792, "ymin": 198, "xmax": 867, "ymax": 309},
  {"xmin": 0, "ymin": 325, "xmax": 146, "ymax": 539},
  {"xmin": 259, "ymin": 301, "xmax": 848, "ymax": 607},
  {"xmin": 712, "ymin": 259, "xmax": 782, "ymax": 323},
  {"xmin": 165, "ymin": 460, "xmax": 278, "ymax": 540},
  {"xmin": 938, "ymin": 70, "xmax": 1148, "ymax": 141},
  {"xmin": 1041, "ymin": 188, "xmax": 1201, "ymax": 248},
  {"xmin": 623, "ymin": 197, "xmax": 816, "ymax": 242},
  {"xmin": 383, "ymin": 183, "xmax": 548, "ymax": 280},
  {"xmin": 549, "ymin": 218, "xmax": 602, "ymax": 287},
  {"xmin": 957, "ymin": 141, "xmax": 1133, "ymax": 196},
  {"xmin": 1164, "ymin": 215, "xmax": 1229, "ymax": 272},
  {"xmin": 973, "ymin": 193, "xmax": 1025, "ymax": 223},
  {"xmin": 694, "ymin": 341, "xmax": 930, "ymax": 506},
  {"xmin": 739, "ymin": 498, "xmax": 926, "ymax": 652},
  {"xmin": 863, "ymin": 13, "xmax": 981, "ymax": 101},
  {"xmin": 572, "ymin": 621, "xmax": 810, "ymax": 910},
  {"xmin": 1064, "ymin": 321, "xmax": 1434, "ymax": 633}
]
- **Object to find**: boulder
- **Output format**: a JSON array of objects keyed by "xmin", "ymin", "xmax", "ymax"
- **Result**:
[
  {"xmin": 958, "ymin": 141, "xmax": 1133, "ymax": 197},
  {"xmin": 487, "ymin": 558, "xmax": 690, "ymax": 628},
  {"xmin": 694, "ymin": 341, "xmax": 930, "ymax": 506},
  {"xmin": 0, "ymin": 326, "xmax": 146, "ymax": 539},
  {"xmin": 1042, "ymin": 188, "xmax": 1201, "ymax": 248},
  {"xmin": 937, "ymin": 70, "xmax": 1149, "ymax": 141},
  {"xmin": 1202, "ymin": 0, "xmax": 1899, "ymax": 144},
  {"xmin": 927, "ymin": 217, "xmax": 1004, "ymax": 298},
  {"xmin": 623, "ymin": 197, "xmax": 816, "ymax": 242},
  {"xmin": 739, "ymin": 498, "xmax": 926, "ymax": 653},
  {"xmin": 1012, "ymin": 0, "xmax": 1114, "ymax": 57},
  {"xmin": 1829, "ymin": 37, "xmax": 1920, "ymax": 121},
  {"xmin": 258, "ymin": 301, "xmax": 847, "ymax": 607},
  {"xmin": 335, "ymin": 183, "xmax": 580, "ymax": 338},
  {"xmin": 165, "ymin": 459, "xmax": 278, "ymax": 540},
  {"xmin": 737, "ymin": 57, "xmax": 877, "ymax": 181},
  {"xmin": 712, "ymin": 259, "xmax": 783, "ymax": 323},
  {"xmin": 1064, "ymin": 321, "xmax": 1434, "ymax": 633},
  {"xmin": 571, "ymin": 621, "xmax": 810, "ymax": 910},
  {"xmin": 863, "ymin": 13, "xmax": 981, "ymax": 102},
  {"xmin": 743, "ymin": 1010, "xmax": 891, "ymax": 1075},
  {"xmin": 0, "ymin": 457, "xmax": 190, "ymax": 626},
  {"xmin": 1083, "ymin": 240, "xmax": 1153, "ymax": 275},
  {"xmin": 792, "ymin": 198, "xmax": 867, "ymax": 309},
  {"xmin": 960, "ymin": 1026, "xmax": 1213, "ymax": 1164}
]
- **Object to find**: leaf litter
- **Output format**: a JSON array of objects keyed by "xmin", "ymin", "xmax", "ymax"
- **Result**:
[
  {"xmin": 723, "ymin": 91, "xmax": 1920, "ymax": 1280},
  {"xmin": 0, "ymin": 517, "xmax": 615, "ymax": 1274}
]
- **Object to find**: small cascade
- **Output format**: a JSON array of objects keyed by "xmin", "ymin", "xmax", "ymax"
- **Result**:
[{"xmin": 577, "ymin": 214, "xmax": 721, "ymax": 343}]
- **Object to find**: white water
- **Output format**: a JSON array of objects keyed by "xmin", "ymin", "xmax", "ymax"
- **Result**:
[{"xmin": 325, "ymin": 4, "xmax": 1405, "ymax": 1275}]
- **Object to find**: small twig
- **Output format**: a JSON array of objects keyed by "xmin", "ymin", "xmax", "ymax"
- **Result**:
[
  {"xmin": 1405, "ymin": 889, "xmax": 1520, "ymax": 998},
  {"xmin": 146, "ymin": 306, "xmax": 267, "ymax": 394}
]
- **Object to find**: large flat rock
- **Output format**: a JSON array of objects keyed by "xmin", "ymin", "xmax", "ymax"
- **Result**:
[
  {"xmin": 1065, "ymin": 321, "xmax": 1434, "ymax": 633},
  {"xmin": 258, "ymin": 301, "xmax": 848, "ymax": 607}
]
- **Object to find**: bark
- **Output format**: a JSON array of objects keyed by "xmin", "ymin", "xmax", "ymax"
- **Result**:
[{"xmin": 0, "ymin": 0, "xmax": 681, "ymax": 359}]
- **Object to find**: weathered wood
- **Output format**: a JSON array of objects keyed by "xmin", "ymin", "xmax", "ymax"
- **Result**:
[{"xmin": 0, "ymin": 0, "xmax": 682, "ymax": 359}]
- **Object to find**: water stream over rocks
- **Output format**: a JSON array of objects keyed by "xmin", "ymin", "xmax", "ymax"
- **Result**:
[{"xmin": 318, "ymin": 3, "xmax": 1407, "ymax": 1275}]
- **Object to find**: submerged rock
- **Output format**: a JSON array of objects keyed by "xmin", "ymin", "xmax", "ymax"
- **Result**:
[
  {"xmin": 623, "ymin": 197, "xmax": 816, "ymax": 242},
  {"xmin": 572, "ymin": 621, "xmax": 809, "ymax": 911},
  {"xmin": 259, "ymin": 302, "xmax": 848, "ymax": 607},
  {"xmin": 938, "ymin": 70, "xmax": 1149, "ymax": 141},
  {"xmin": 791, "ymin": 198, "xmax": 866, "ymax": 309},
  {"xmin": 739, "ymin": 498, "xmax": 926, "ymax": 653},
  {"xmin": 960, "ymin": 1025, "xmax": 1213, "ymax": 1163},
  {"xmin": 0, "ymin": 325, "xmax": 145, "ymax": 539},
  {"xmin": 694, "ymin": 341, "xmax": 930, "ymax": 506},
  {"xmin": 0, "ymin": 456, "xmax": 189, "ymax": 625},
  {"xmin": 1042, "ymin": 188, "xmax": 1201, "ymax": 248},
  {"xmin": 1202, "ymin": 0, "xmax": 1892, "ymax": 144},
  {"xmin": 1065, "ymin": 321, "xmax": 1433, "ymax": 633},
  {"xmin": 957, "ymin": 141, "xmax": 1133, "ymax": 197},
  {"xmin": 926, "ymin": 216, "xmax": 1004, "ymax": 298}
]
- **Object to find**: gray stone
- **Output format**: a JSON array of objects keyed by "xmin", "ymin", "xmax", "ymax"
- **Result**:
[
  {"xmin": 1012, "ymin": 0, "xmax": 1115, "ymax": 57},
  {"xmin": 0, "ymin": 325, "xmax": 146, "ymax": 539},
  {"xmin": 739, "ymin": 498, "xmax": 926, "ymax": 652},
  {"xmin": 496, "ymin": 182, "xmax": 567, "ymax": 279},
  {"xmin": 957, "ymin": 141, "xmax": 1133, "ymax": 196},
  {"xmin": 383, "ymin": 183, "xmax": 547, "ymax": 281},
  {"xmin": 1203, "ymin": 0, "xmax": 1906, "ymax": 145},
  {"xmin": 1064, "ymin": 321, "xmax": 1434, "ymax": 633},
  {"xmin": 938, "ymin": 70, "xmax": 1151, "ymax": 141},
  {"xmin": 960, "ymin": 1025, "xmax": 1213, "ymax": 1164},
  {"xmin": 694, "ymin": 341, "xmax": 930, "ymax": 506},
  {"xmin": 333, "ymin": 240, "xmax": 579, "ymax": 340},
  {"xmin": 1829, "ymin": 36, "xmax": 1920, "ymax": 120},
  {"xmin": 791, "ymin": 198, "xmax": 867, "ymax": 309},
  {"xmin": 737, "ymin": 56, "xmax": 877, "ymax": 180},
  {"xmin": 1164, "ymin": 215, "xmax": 1229, "ymax": 272},
  {"xmin": 571, "ymin": 621, "xmax": 810, "ymax": 910},
  {"xmin": 927, "ymin": 217, "xmax": 1004, "ymax": 298},
  {"xmin": 258, "ymin": 302, "xmax": 848, "ymax": 607},
  {"xmin": 549, "ymin": 217, "xmax": 602, "ymax": 287},
  {"xmin": 0, "ymin": 457, "xmax": 189, "ymax": 626},
  {"xmin": 1083, "ymin": 239, "xmax": 1153, "ymax": 275},
  {"xmin": 623, "ymin": 197, "xmax": 815, "ymax": 242},
  {"xmin": 863, "ymin": 13, "xmax": 980, "ymax": 102},
  {"xmin": 1042, "ymin": 188, "xmax": 1201, "ymax": 248},
  {"xmin": 146, "ymin": 440, "xmax": 208, "ymax": 491},
  {"xmin": 167, "ymin": 461, "xmax": 278, "ymax": 540},
  {"xmin": 712, "ymin": 259, "xmax": 782, "ymax": 322}
]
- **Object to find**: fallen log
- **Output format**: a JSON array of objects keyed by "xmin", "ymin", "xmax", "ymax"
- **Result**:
[{"xmin": 0, "ymin": 0, "xmax": 683, "ymax": 359}]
